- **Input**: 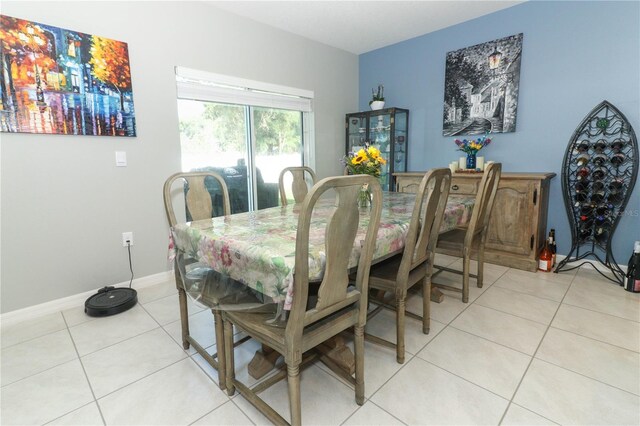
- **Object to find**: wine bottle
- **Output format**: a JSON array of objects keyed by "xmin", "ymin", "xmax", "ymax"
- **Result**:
[
  {"xmin": 624, "ymin": 241, "xmax": 640, "ymax": 293},
  {"xmin": 592, "ymin": 153, "xmax": 607, "ymax": 166},
  {"xmin": 576, "ymin": 154, "xmax": 590, "ymax": 166},
  {"xmin": 611, "ymin": 139, "xmax": 626, "ymax": 151},
  {"xmin": 611, "ymin": 153, "xmax": 626, "ymax": 166},
  {"xmin": 577, "ymin": 167, "xmax": 590, "ymax": 178},
  {"xmin": 592, "ymin": 181, "xmax": 605, "ymax": 192},
  {"xmin": 594, "ymin": 140, "xmax": 607, "ymax": 152},
  {"xmin": 609, "ymin": 179, "xmax": 624, "ymax": 191},
  {"xmin": 538, "ymin": 237, "xmax": 553, "ymax": 272},
  {"xmin": 592, "ymin": 167, "xmax": 606, "ymax": 180},
  {"xmin": 591, "ymin": 191, "xmax": 605, "ymax": 203},
  {"xmin": 576, "ymin": 140, "xmax": 590, "ymax": 153},
  {"xmin": 549, "ymin": 229, "xmax": 557, "ymax": 267}
]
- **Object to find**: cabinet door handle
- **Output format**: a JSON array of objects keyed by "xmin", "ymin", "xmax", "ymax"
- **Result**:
[
  {"xmin": 533, "ymin": 189, "xmax": 538, "ymax": 205},
  {"xmin": 452, "ymin": 185, "xmax": 459, "ymax": 191}
]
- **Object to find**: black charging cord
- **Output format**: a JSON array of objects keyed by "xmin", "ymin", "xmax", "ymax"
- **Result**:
[{"xmin": 126, "ymin": 241, "xmax": 134, "ymax": 288}]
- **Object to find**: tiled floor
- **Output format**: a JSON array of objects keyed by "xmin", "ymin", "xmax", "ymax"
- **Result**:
[{"xmin": 2, "ymin": 257, "xmax": 639, "ymax": 425}]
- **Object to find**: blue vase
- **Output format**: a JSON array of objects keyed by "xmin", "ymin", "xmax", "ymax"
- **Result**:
[{"xmin": 466, "ymin": 153, "xmax": 477, "ymax": 170}]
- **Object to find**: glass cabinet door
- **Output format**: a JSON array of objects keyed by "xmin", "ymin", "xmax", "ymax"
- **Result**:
[
  {"xmin": 346, "ymin": 114, "xmax": 367, "ymax": 155},
  {"xmin": 345, "ymin": 108, "xmax": 409, "ymax": 192},
  {"xmin": 394, "ymin": 110, "xmax": 408, "ymax": 173}
]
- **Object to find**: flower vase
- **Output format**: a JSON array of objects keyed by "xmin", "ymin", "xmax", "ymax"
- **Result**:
[
  {"xmin": 466, "ymin": 153, "xmax": 477, "ymax": 170},
  {"xmin": 358, "ymin": 184, "xmax": 372, "ymax": 208}
]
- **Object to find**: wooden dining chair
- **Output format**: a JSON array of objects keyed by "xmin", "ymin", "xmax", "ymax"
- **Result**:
[
  {"xmin": 163, "ymin": 171, "xmax": 232, "ymax": 389},
  {"xmin": 278, "ymin": 166, "xmax": 317, "ymax": 206},
  {"xmin": 366, "ymin": 168, "xmax": 451, "ymax": 364},
  {"xmin": 434, "ymin": 162, "xmax": 502, "ymax": 303},
  {"xmin": 222, "ymin": 175, "xmax": 382, "ymax": 426}
]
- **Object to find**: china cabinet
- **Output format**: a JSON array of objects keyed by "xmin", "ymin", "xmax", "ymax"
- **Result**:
[{"xmin": 346, "ymin": 107, "xmax": 409, "ymax": 191}]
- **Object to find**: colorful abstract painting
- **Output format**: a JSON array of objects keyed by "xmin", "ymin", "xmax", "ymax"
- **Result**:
[{"xmin": 0, "ymin": 15, "xmax": 136, "ymax": 136}]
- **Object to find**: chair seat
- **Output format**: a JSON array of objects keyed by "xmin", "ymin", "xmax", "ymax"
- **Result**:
[
  {"xmin": 223, "ymin": 305, "xmax": 359, "ymax": 357},
  {"xmin": 436, "ymin": 228, "xmax": 481, "ymax": 256},
  {"xmin": 369, "ymin": 254, "xmax": 428, "ymax": 292}
]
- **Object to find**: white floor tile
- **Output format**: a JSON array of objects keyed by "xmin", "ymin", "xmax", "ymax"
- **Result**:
[
  {"xmin": 573, "ymin": 269, "xmax": 638, "ymax": 300},
  {"xmin": 69, "ymin": 305, "xmax": 159, "ymax": 356},
  {"xmin": 316, "ymin": 337, "xmax": 407, "ymax": 398},
  {"xmin": 1, "ymin": 359, "xmax": 94, "ymax": 425},
  {"xmin": 98, "ymin": 358, "xmax": 227, "ymax": 425},
  {"xmin": 431, "ymin": 269, "xmax": 493, "ymax": 303},
  {"xmin": 62, "ymin": 305, "xmax": 97, "ymax": 327},
  {"xmin": 501, "ymin": 403, "xmax": 558, "ymax": 425},
  {"xmin": 510, "ymin": 266, "xmax": 577, "ymax": 285},
  {"xmin": 536, "ymin": 328, "xmax": 640, "ymax": 395},
  {"xmin": 46, "ymin": 402, "xmax": 104, "ymax": 425},
  {"xmin": 365, "ymin": 308, "xmax": 445, "ymax": 356},
  {"xmin": 371, "ymin": 357, "xmax": 508, "ymax": 425},
  {"xmin": 514, "ymin": 359, "xmax": 640, "ymax": 425},
  {"xmin": 343, "ymin": 402, "xmax": 405, "ymax": 425},
  {"xmin": 447, "ymin": 258, "xmax": 509, "ymax": 284},
  {"xmin": 493, "ymin": 269, "xmax": 571, "ymax": 302},
  {"xmin": 552, "ymin": 304, "xmax": 640, "ymax": 352},
  {"xmin": 163, "ymin": 309, "xmax": 217, "ymax": 355},
  {"xmin": 82, "ymin": 328, "xmax": 186, "ymax": 398},
  {"xmin": 192, "ymin": 401, "xmax": 253, "ymax": 425},
  {"xmin": 407, "ymin": 291, "xmax": 469, "ymax": 324},
  {"xmin": 143, "ymin": 293, "xmax": 205, "ymax": 326},
  {"xmin": 433, "ymin": 254, "xmax": 460, "ymax": 268},
  {"xmin": 1, "ymin": 312, "xmax": 67, "ymax": 349},
  {"xmin": 417, "ymin": 327, "xmax": 531, "ymax": 399},
  {"xmin": 233, "ymin": 364, "xmax": 360, "ymax": 425},
  {"xmin": 475, "ymin": 286, "xmax": 559, "ymax": 325},
  {"xmin": 137, "ymin": 280, "xmax": 177, "ymax": 304},
  {"xmin": 1, "ymin": 329, "xmax": 77, "ymax": 386},
  {"xmin": 451, "ymin": 304, "xmax": 547, "ymax": 355},
  {"xmin": 563, "ymin": 285, "xmax": 640, "ymax": 322}
]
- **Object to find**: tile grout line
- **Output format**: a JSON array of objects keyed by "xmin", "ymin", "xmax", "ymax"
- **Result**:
[
  {"xmin": 546, "ymin": 324, "xmax": 640, "ymax": 354},
  {"xmin": 497, "ymin": 266, "xmax": 581, "ymax": 425},
  {"xmin": 560, "ymin": 300, "xmax": 640, "ymax": 323},
  {"xmin": 61, "ymin": 312, "xmax": 108, "ymax": 426}
]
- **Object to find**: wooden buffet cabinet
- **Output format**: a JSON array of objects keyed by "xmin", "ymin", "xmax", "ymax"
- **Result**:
[{"xmin": 394, "ymin": 172, "xmax": 557, "ymax": 272}]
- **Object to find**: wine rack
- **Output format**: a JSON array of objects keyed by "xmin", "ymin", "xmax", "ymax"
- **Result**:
[{"xmin": 556, "ymin": 101, "xmax": 638, "ymax": 284}]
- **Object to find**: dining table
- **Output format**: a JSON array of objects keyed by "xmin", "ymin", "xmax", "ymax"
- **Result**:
[{"xmin": 171, "ymin": 190, "xmax": 475, "ymax": 379}]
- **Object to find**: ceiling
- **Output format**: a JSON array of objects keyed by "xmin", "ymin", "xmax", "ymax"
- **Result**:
[{"xmin": 208, "ymin": 1, "xmax": 523, "ymax": 55}]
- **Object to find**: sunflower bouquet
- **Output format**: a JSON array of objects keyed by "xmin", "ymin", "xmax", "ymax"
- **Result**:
[{"xmin": 344, "ymin": 145, "xmax": 387, "ymax": 177}]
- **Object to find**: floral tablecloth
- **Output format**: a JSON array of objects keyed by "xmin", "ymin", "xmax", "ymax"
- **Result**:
[{"xmin": 171, "ymin": 192, "xmax": 474, "ymax": 310}]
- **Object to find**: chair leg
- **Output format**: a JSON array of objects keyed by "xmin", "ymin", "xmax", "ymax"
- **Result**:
[
  {"xmin": 354, "ymin": 325, "xmax": 365, "ymax": 405},
  {"xmin": 223, "ymin": 320, "xmax": 235, "ymax": 396},
  {"xmin": 462, "ymin": 252, "xmax": 470, "ymax": 303},
  {"xmin": 422, "ymin": 275, "xmax": 431, "ymax": 334},
  {"xmin": 287, "ymin": 363, "xmax": 302, "ymax": 426},
  {"xmin": 395, "ymin": 297, "xmax": 406, "ymax": 364},
  {"xmin": 213, "ymin": 310, "xmax": 226, "ymax": 391},
  {"xmin": 176, "ymin": 287, "xmax": 190, "ymax": 350},
  {"xmin": 477, "ymin": 243, "xmax": 485, "ymax": 289}
]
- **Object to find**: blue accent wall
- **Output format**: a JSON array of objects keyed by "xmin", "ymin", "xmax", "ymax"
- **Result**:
[{"xmin": 360, "ymin": 0, "xmax": 639, "ymax": 264}]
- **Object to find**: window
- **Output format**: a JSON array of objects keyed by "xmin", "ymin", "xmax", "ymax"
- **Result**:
[{"xmin": 175, "ymin": 68, "xmax": 314, "ymax": 213}]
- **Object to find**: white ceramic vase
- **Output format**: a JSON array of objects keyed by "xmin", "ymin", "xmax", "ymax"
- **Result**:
[{"xmin": 370, "ymin": 100, "xmax": 385, "ymax": 111}]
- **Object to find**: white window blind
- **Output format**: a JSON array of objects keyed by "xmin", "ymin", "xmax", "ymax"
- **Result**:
[{"xmin": 175, "ymin": 66, "xmax": 313, "ymax": 112}]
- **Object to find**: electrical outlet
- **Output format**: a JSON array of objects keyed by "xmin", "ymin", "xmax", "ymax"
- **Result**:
[{"xmin": 122, "ymin": 232, "xmax": 133, "ymax": 247}]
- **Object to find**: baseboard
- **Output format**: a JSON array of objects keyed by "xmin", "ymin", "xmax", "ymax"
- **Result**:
[
  {"xmin": 555, "ymin": 254, "xmax": 628, "ymax": 274},
  {"xmin": 0, "ymin": 271, "xmax": 173, "ymax": 327}
]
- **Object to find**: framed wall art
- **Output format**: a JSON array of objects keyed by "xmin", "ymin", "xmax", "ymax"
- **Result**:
[
  {"xmin": 443, "ymin": 33, "xmax": 523, "ymax": 137},
  {"xmin": 0, "ymin": 15, "xmax": 136, "ymax": 136}
]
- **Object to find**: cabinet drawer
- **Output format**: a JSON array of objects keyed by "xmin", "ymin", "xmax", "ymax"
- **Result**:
[{"xmin": 450, "ymin": 179, "xmax": 479, "ymax": 195}]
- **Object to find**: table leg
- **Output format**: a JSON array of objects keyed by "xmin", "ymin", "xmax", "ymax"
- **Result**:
[{"xmin": 248, "ymin": 344, "xmax": 281, "ymax": 380}]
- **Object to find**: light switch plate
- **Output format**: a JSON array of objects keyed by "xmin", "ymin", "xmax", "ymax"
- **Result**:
[{"xmin": 115, "ymin": 151, "xmax": 127, "ymax": 167}]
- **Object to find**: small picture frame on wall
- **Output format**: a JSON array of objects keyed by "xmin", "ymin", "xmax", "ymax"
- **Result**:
[
  {"xmin": 443, "ymin": 33, "xmax": 523, "ymax": 137},
  {"xmin": 0, "ymin": 14, "xmax": 137, "ymax": 136}
]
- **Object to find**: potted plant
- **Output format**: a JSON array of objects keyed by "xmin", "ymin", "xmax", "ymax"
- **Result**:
[{"xmin": 369, "ymin": 84, "xmax": 385, "ymax": 110}]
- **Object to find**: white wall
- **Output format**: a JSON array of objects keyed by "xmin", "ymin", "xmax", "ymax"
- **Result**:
[{"xmin": 0, "ymin": 1, "xmax": 358, "ymax": 313}]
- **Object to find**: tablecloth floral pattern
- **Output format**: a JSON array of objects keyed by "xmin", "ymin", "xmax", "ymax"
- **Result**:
[{"xmin": 171, "ymin": 192, "xmax": 474, "ymax": 310}]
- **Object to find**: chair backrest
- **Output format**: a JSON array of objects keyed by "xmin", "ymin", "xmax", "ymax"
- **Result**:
[
  {"xmin": 163, "ymin": 171, "xmax": 231, "ymax": 227},
  {"xmin": 465, "ymin": 162, "xmax": 502, "ymax": 246},
  {"xmin": 286, "ymin": 175, "xmax": 382, "ymax": 342},
  {"xmin": 396, "ymin": 168, "xmax": 452, "ymax": 284},
  {"xmin": 278, "ymin": 166, "xmax": 317, "ymax": 206}
]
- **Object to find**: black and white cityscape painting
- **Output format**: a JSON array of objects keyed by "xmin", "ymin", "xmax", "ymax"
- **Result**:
[{"xmin": 443, "ymin": 33, "xmax": 523, "ymax": 136}]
